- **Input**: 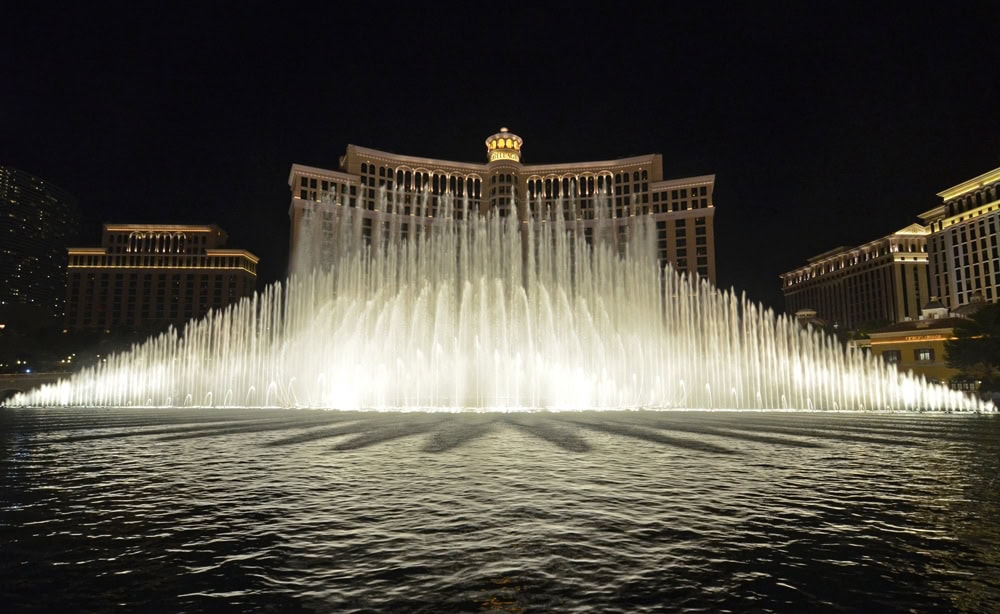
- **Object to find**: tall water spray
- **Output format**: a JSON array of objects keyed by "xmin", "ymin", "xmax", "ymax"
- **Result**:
[{"xmin": 6, "ymin": 190, "xmax": 991, "ymax": 411}]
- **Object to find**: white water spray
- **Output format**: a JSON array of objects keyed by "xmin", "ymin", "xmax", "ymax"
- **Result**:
[{"xmin": 7, "ymin": 191, "xmax": 991, "ymax": 411}]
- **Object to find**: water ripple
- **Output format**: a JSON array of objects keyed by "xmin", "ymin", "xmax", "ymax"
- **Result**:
[{"xmin": 1, "ymin": 409, "xmax": 998, "ymax": 612}]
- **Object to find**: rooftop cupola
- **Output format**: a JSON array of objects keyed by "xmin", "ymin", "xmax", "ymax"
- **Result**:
[{"xmin": 485, "ymin": 127, "xmax": 523, "ymax": 163}]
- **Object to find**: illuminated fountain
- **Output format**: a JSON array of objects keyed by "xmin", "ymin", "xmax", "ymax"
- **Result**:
[{"xmin": 6, "ymin": 190, "xmax": 991, "ymax": 412}]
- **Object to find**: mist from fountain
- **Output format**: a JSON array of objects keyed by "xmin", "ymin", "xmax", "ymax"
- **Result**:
[{"xmin": 6, "ymin": 189, "xmax": 991, "ymax": 412}]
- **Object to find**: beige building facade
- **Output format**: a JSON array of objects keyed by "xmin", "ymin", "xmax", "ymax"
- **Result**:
[
  {"xmin": 919, "ymin": 166, "xmax": 1000, "ymax": 310},
  {"xmin": 852, "ymin": 316, "xmax": 964, "ymax": 385},
  {"xmin": 288, "ymin": 128, "xmax": 717, "ymax": 282},
  {"xmin": 780, "ymin": 224, "xmax": 930, "ymax": 329},
  {"xmin": 65, "ymin": 224, "xmax": 259, "ymax": 331}
]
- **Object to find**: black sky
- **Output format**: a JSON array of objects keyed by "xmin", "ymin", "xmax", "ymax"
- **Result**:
[{"xmin": 2, "ymin": 3, "xmax": 998, "ymax": 311}]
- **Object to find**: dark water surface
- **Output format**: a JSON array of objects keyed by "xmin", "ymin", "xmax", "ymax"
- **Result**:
[{"xmin": 2, "ymin": 409, "xmax": 998, "ymax": 613}]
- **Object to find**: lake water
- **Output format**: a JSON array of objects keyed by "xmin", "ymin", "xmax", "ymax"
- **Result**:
[{"xmin": 2, "ymin": 408, "xmax": 998, "ymax": 612}]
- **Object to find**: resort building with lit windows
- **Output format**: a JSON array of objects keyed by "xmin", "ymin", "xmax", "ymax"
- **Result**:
[
  {"xmin": 64, "ymin": 224, "xmax": 259, "ymax": 331},
  {"xmin": 780, "ymin": 224, "xmax": 930, "ymax": 330},
  {"xmin": 0, "ymin": 166, "xmax": 79, "ymax": 321},
  {"xmin": 287, "ymin": 128, "xmax": 717, "ymax": 282},
  {"xmin": 919, "ymin": 166, "xmax": 1000, "ymax": 310}
]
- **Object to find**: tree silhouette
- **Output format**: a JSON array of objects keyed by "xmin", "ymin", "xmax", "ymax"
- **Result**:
[{"xmin": 946, "ymin": 303, "xmax": 1000, "ymax": 390}]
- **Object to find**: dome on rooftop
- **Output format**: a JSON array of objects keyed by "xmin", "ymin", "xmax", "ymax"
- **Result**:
[{"xmin": 485, "ymin": 127, "xmax": 523, "ymax": 163}]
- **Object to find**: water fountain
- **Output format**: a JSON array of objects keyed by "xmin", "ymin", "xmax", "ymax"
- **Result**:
[{"xmin": 5, "ymin": 190, "xmax": 991, "ymax": 412}]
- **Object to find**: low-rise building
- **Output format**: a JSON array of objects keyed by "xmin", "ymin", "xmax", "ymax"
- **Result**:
[{"xmin": 865, "ymin": 317, "xmax": 962, "ymax": 385}]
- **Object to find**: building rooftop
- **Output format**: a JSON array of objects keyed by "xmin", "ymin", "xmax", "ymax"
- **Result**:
[{"xmin": 869, "ymin": 317, "xmax": 967, "ymax": 334}]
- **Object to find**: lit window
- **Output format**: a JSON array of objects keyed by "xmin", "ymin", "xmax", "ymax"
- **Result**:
[{"xmin": 915, "ymin": 348, "xmax": 935, "ymax": 362}]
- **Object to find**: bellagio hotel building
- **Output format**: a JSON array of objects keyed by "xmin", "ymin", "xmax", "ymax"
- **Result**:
[{"xmin": 287, "ymin": 129, "xmax": 717, "ymax": 282}]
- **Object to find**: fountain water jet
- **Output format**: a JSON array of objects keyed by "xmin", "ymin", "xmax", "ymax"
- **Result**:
[{"xmin": 6, "ymin": 191, "xmax": 992, "ymax": 412}]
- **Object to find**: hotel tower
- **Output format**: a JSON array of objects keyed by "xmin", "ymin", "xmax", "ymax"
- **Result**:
[
  {"xmin": 287, "ymin": 129, "xmax": 717, "ymax": 282},
  {"xmin": 919, "ymin": 166, "xmax": 1000, "ymax": 309}
]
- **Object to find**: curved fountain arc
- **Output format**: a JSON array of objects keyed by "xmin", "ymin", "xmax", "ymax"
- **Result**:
[{"xmin": 7, "ymin": 191, "xmax": 992, "ymax": 412}]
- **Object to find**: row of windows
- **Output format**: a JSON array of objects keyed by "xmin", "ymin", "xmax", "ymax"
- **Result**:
[
  {"xmin": 67, "ymin": 254, "xmax": 256, "ymax": 272},
  {"xmin": 882, "ymin": 348, "xmax": 935, "ymax": 364},
  {"xmin": 67, "ymin": 276, "xmax": 249, "ymax": 327},
  {"xmin": 297, "ymin": 171, "xmax": 717, "ymax": 226},
  {"xmin": 358, "ymin": 165, "xmax": 486, "ymax": 198},
  {"xmin": 930, "ymin": 202, "xmax": 1000, "ymax": 233},
  {"xmin": 944, "ymin": 181, "xmax": 1000, "ymax": 217},
  {"xmin": 342, "ymin": 167, "xmax": 685, "ymax": 200},
  {"xmin": 784, "ymin": 244, "xmax": 917, "ymax": 285},
  {"xmin": 103, "ymin": 232, "xmax": 212, "ymax": 255},
  {"xmin": 300, "ymin": 194, "xmax": 717, "ymax": 230},
  {"xmin": 785, "ymin": 271, "xmax": 897, "ymax": 328},
  {"xmin": 304, "ymin": 214, "xmax": 709, "ymax": 272},
  {"xmin": 70, "ymin": 280, "xmax": 241, "ymax": 294},
  {"xmin": 70, "ymin": 292, "xmax": 236, "ymax": 309}
]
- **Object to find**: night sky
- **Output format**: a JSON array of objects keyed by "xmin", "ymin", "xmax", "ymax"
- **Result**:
[{"xmin": 3, "ymin": 3, "xmax": 998, "ymax": 311}]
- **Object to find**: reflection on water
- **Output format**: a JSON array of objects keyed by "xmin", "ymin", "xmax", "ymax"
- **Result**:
[{"xmin": 1, "ymin": 409, "xmax": 999, "ymax": 612}]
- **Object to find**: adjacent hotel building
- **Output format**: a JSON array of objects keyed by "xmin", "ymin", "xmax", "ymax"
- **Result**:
[
  {"xmin": 780, "ymin": 165, "xmax": 1000, "ymax": 330},
  {"xmin": 287, "ymin": 129, "xmax": 717, "ymax": 282},
  {"xmin": 65, "ymin": 224, "xmax": 259, "ymax": 331},
  {"xmin": 779, "ymin": 224, "xmax": 930, "ymax": 329},
  {"xmin": 919, "ymin": 167, "xmax": 1000, "ymax": 309}
]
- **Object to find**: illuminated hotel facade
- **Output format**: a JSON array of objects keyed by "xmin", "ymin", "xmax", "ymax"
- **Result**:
[
  {"xmin": 779, "ymin": 224, "xmax": 930, "ymax": 329},
  {"xmin": 65, "ymin": 224, "xmax": 259, "ymax": 331},
  {"xmin": 781, "ymin": 165, "xmax": 1000, "ymax": 329},
  {"xmin": 919, "ymin": 166, "xmax": 1000, "ymax": 309},
  {"xmin": 287, "ymin": 128, "xmax": 717, "ymax": 282}
]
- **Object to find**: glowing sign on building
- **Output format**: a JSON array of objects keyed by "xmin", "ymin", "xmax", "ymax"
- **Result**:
[
  {"xmin": 489, "ymin": 150, "xmax": 520, "ymax": 162},
  {"xmin": 485, "ymin": 127, "xmax": 523, "ymax": 163}
]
